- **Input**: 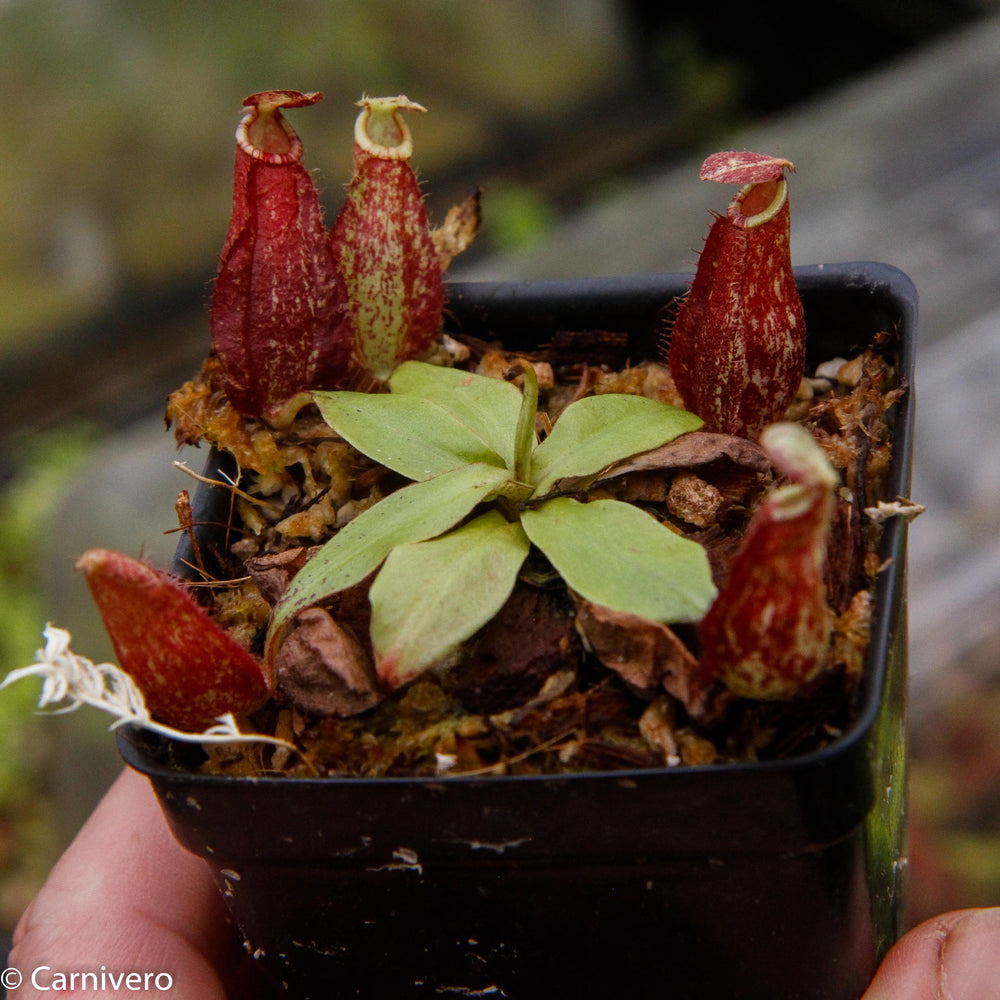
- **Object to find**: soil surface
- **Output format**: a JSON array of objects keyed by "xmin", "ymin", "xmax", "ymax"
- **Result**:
[{"xmin": 165, "ymin": 329, "xmax": 903, "ymax": 780}]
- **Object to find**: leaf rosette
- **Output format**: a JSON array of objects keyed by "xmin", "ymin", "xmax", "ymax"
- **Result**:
[{"xmin": 267, "ymin": 361, "xmax": 716, "ymax": 688}]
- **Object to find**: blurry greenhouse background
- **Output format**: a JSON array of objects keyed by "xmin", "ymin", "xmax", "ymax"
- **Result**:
[{"xmin": 2, "ymin": 0, "xmax": 998, "ymax": 954}]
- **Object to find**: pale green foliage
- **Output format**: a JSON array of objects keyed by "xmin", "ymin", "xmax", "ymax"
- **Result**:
[
  {"xmin": 269, "ymin": 463, "xmax": 513, "ymax": 646},
  {"xmin": 370, "ymin": 511, "xmax": 531, "ymax": 687},
  {"xmin": 520, "ymin": 498, "xmax": 716, "ymax": 624},
  {"xmin": 268, "ymin": 361, "xmax": 717, "ymax": 687},
  {"xmin": 530, "ymin": 392, "xmax": 704, "ymax": 494}
]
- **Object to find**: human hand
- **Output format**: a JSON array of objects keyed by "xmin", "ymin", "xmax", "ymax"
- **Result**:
[
  {"xmin": 7, "ymin": 768, "xmax": 274, "ymax": 999},
  {"xmin": 862, "ymin": 906, "xmax": 1000, "ymax": 999},
  {"xmin": 10, "ymin": 769, "xmax": 1000, "ymax": 1000}
]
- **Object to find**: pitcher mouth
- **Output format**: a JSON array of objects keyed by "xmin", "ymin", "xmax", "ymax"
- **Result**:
[
  {"xmin": 354, "ymin": 94, "xmax": 427, "ymax": 161},
  {"xmin": 236, "ymin": 90, "xmax": 322, "ymax": 165},
  {"xmin": 728, "ymin": 178, "xmax": 788, "ymax": 229}
]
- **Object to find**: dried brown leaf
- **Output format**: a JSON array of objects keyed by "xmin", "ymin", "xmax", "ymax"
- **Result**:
[
  {"xmin": 829, "ymin": 589, "xmax": 873, "ymax": 684},
  {"xmin": 274, "ymin": 608, "xmax": 380, "ymax": 717},
  {"xmin": 247, "ymin": 547, "xmax": 314, "ymax": 606},
  {"xmin": 604, "ymin": 431, "xmax": 771, "ymax": 479},
  {"xmin": 572, "ymin": 597, "xmax": 712, "ymax": 719},
  {"xmin": 432, "ymin": 186, "xmax": 483, "ymax": 270}
]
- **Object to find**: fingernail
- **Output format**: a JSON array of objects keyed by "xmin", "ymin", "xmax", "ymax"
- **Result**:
[{"xmin": 940, "ymin": 907, "xmax": 1000, "ymax": 999}]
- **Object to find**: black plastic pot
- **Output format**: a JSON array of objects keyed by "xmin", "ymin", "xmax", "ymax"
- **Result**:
[{"xmin": 119, "ymin": 262, "xmax": 916, "ymax": 1000}]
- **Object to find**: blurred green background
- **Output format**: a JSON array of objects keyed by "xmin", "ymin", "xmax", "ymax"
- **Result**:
[{"xmin": 1, "ymin": 0, "xmax": 996, "ymax": 951}]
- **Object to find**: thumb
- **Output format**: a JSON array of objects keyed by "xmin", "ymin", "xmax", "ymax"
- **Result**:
[
  {"xmin": 9, "ymin": 768, "xmax": 241, "ymax": 999},
  {"xmin": 863, "ymin": 908, "xmax": 1000, "ymax": 1000}
]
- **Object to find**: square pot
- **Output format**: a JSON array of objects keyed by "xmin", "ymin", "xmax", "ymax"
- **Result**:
[{"xmin": 119, "ymin": 262, "xmax": 916, "ymax": 999}]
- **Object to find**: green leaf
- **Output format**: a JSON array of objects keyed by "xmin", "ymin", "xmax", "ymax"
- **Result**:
[
  {"xmin": 267, "ymin": 463, "xmax": 513, "ymax": 657},
  {"xmin": 529, "ymin": 394, "xmax": 703, "ymax": 495},
  {"xmin": 389, "ymin": 361, "xmax": 523, "ymax": 471},
  {"xmin": 370, "ymin": 511, "xmax": 530, "ymax": 689},
  {"xmin": 313, "ymin": 389, "xmax": 505, "ymax": 482},
  {"xmin": 512, "ymin": 361, "xmax": 538, "ymax": 484},
  {"xmin": 520, "ymin": 497, "xmax": 716, "ymax": 623}
]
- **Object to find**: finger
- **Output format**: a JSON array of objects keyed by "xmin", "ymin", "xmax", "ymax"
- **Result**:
[
  {"xmin": 10, "ymin": 768, "xmax": 242, "ymax": 999},
  {"xmin": 863, "ymin": 907, "xmax": 1000, "ymax": 1000}
]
